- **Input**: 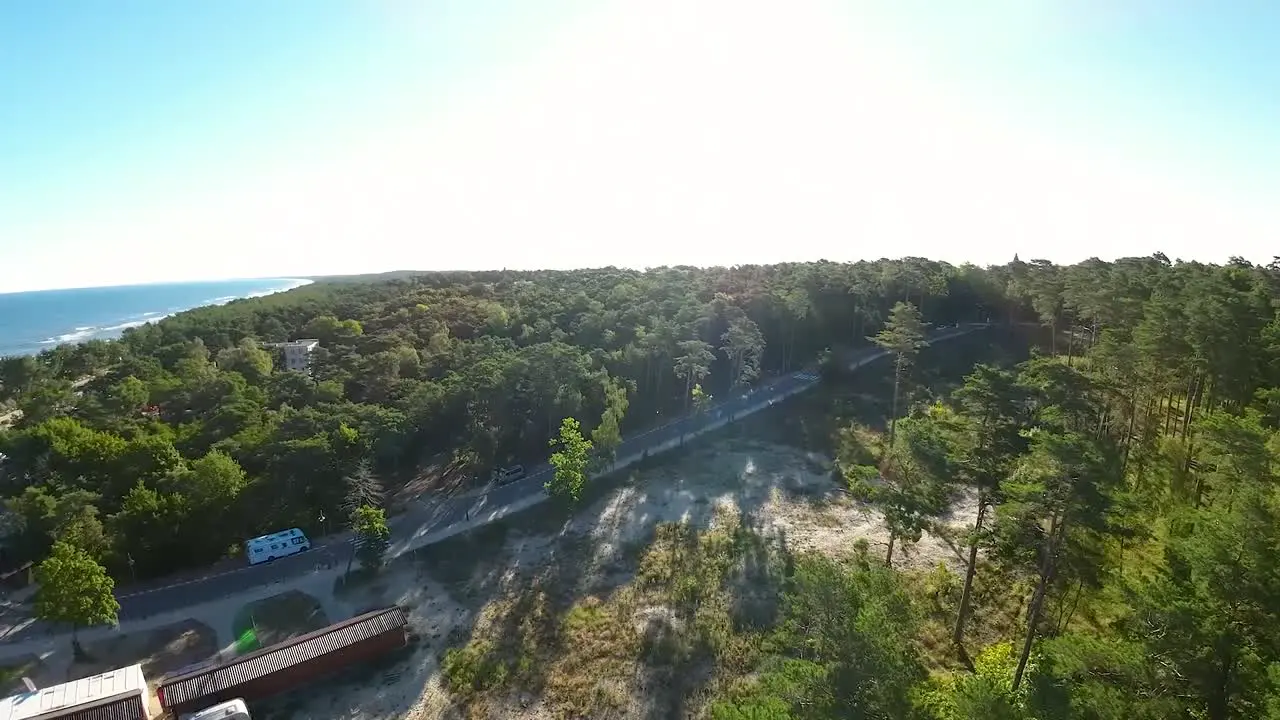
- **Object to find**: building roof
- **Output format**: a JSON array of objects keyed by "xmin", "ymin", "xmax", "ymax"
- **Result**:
[
  {"xmin": 258, "ymin": 339, "xmax": 319, "ymax": 349},
  {"xmin": 245, "ymin": 528, "xmax": 304, "ymax": 545},
  {"xmin": 0, "ymin": 665, "xmax": 145, "ymax": 720},
  {"xmin": 158, "ymin": 606, "xmax": 407, "ymax": 709}
]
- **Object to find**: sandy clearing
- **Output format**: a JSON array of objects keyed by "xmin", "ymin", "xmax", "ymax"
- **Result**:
[
  {"xmin": 567, "ymin": 437, "xmax": 978, "ymax": 573},
  {"xmin": 290, "ymin": 435, "xmax": 981, "ymax": 719}
]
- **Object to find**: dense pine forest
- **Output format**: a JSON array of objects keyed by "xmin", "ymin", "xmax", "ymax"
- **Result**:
[{"xmin": 3, "ymin": 255, "xmax": 1280, "ymax": 718}]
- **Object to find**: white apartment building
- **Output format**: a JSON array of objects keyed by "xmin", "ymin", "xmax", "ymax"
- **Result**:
[{"xmin": 280, "ymin": 339, "xmax": 320, "ymax": 373}]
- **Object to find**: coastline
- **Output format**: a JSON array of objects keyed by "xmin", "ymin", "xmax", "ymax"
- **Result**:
[{"xmin": 0, "ymin": 278, "xmax": 315, "ymax": 358}]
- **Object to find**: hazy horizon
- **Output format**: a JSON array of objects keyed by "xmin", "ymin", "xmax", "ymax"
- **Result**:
[{"xmin": 3, "ymin": 0, "xmax": 1277, "ymax": 294}]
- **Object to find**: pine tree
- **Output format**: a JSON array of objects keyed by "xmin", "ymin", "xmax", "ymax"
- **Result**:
[{"xmin": 871, "ymin": 301, "xmax": 928, "ymax": 445}]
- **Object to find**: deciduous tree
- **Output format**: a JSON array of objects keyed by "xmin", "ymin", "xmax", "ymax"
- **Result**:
[
  {"xmin": 33, "ymin": 541, "xmax": 119, "ymax": 656},
  {"xmin": 351, "ymin": 504, "xmax": 391, "ymax": 571},
  {"xmin": 547, "ymin": 417, "xmax": 592, "ymax": 503},
  {"xmin": 721, "ymin": 316, "xmax": 766, "ymax": 390},
  {"xmin": 341, "ymin": 459, "xmax": 385, "ymax": 513},
  {"xmin": 591, "ymin": 376, "xmax": 629, "ymax": 464},
  {"xmin": 690, "ymin": 383, "xmax": 712, "ymax": 415},
  {"xmin": 674, "ymin": 340, "xmax": 715, "ymax": 411}
]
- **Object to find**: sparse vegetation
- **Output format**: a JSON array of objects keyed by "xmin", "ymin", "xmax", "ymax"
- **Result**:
[
  {"xmin": 436, "ymin": 504, "xmax": 955, "ymax": 719},
  {"xmin": 440, "ymin": 510, "xmax": 775, "ymax": 717}
]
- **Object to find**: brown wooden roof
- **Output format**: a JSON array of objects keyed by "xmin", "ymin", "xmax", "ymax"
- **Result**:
[{"xmin": 157, "ymin": 606, "xmax": 407, "ymax": 709}]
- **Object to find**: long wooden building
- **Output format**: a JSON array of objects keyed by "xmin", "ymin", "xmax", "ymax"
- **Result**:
[{"xmin": 157, "ymin": 606, "xmax": 409, "ymax": 717}]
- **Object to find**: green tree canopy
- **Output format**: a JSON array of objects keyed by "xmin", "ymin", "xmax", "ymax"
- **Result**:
[
  {"xmin": 351, "ymin": 504, "xmax": 391, "ymax": 571},
  {"xmin": 33, "ymin": 541, "xmax": 119, "ymax": 643},
  {"xmin": 547, "ymin": 417, "xmax": 593, "ymax": 503}
]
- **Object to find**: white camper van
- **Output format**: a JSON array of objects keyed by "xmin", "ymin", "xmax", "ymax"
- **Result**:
[
  {"xmin": 244, "ymin": 528, "xmax": 311, "ymax": 565},
  {"xmin": 184, "ymin": 698, "xmax": 251, "ymax": 720}
]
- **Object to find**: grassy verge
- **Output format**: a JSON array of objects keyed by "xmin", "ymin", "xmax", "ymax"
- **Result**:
[{"xmin": 0, "ymin": 656, "xmax": 42, "ymax": 695}]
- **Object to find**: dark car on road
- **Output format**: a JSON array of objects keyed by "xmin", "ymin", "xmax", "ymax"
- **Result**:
[{"xmin": 492, "ymin": 465, "xmax": 526, "ymax": 486}]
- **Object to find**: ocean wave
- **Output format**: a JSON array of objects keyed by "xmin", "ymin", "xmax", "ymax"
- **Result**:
[
  {"xmin": 41, "ymin": 328, "xmax": 100, "ymax": 345},
  {"xmin": 39, "ymin": 315, "xmax": 176, "ymax": 345},
  {"xmin": 104, "ymin": 315, "xmax": 175, "ymax": 332},
  {"xmin": 198, "ymin": 278, "xmax": 313, "ymax": 307},
  {"xmin": 253, "ymin": 277, "xmax": 314, "ymax": 296},
  {"xmin": 30, "ymin": 278, "xmax": 315, "ymax": 352}
]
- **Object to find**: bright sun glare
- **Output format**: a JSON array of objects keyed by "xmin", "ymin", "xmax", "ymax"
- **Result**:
[{"xmin": 5, "ymin": 0, "xmax": 1276, "ymax": 292}]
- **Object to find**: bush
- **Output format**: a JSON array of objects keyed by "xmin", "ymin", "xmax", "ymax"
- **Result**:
[
  {"xmin": 441, "ymin": 640, "xmax": 508, "ymax": 694},
  {"xmin": 922, "ymin": 563, "xmax": 960, "ymax": 612},
  {"xmin": 841, "ymin": 462, "xmax": 880, "ymax": 501}
]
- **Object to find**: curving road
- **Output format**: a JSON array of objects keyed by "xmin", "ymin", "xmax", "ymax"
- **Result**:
[{"xmin": 103, "ymin": 323, "xmax": 989, "ymax": 621}]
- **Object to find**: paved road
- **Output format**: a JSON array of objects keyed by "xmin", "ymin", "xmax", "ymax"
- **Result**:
[{"xmin": 91, "ymin": 323, "xmax": 985, "ymax": 622}]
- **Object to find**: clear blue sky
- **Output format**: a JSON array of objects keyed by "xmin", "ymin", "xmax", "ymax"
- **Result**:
[{"xmin": 2, "ymin": 0, "xmax": 1277, "ymax": 292}]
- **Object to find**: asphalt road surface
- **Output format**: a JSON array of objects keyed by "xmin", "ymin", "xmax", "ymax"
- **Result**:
[{"xmin": 96, "ymin": 323, "xmax": 986, "ymax": 622}]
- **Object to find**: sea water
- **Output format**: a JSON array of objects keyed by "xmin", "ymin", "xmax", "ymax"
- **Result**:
[{"xmin": 0, "ymin": 278, "xmax": 313, "ymax": 357}]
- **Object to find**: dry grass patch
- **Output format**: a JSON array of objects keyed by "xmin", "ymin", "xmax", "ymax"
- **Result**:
[
  {"xmin": 440, "ymin": 509, "xmax": 783, "ymax": 719},
  {"xmin": 907, "ymin": 559, "xmax": 1032, "ymax": 672}
]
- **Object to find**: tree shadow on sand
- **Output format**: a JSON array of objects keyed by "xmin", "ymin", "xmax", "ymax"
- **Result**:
[{"xmin": 419, "ymin": 443, "xmax": 808, "ymax": 719}]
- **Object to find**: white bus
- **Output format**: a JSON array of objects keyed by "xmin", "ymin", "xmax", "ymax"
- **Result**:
[{"xmin": 245, "ymin": 528, "xmax": 311, "ymax": 565}]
